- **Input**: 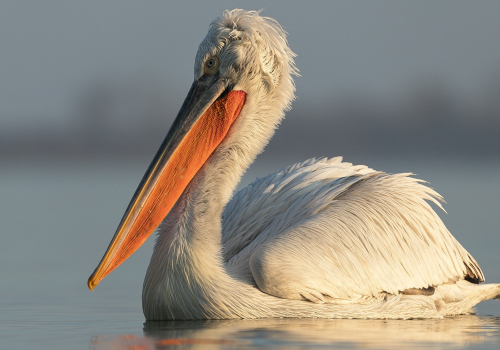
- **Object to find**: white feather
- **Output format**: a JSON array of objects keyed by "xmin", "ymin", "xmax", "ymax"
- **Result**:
[{"xmin": 141, "ymin": 9, "xmax": 499, "ymax": 320}]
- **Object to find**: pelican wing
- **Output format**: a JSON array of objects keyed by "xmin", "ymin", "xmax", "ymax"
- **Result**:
[{"xmin": 222, "ymin": 157, "xmax": 483, "ymax": 302}]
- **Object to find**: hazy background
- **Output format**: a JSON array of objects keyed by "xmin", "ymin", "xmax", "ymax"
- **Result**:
[
  {"xmin": 2, "ymin": 3, "xmax": 500, "ymax": 348},
  {"xmin": 1, "ymin": 1, "xmax": 499, "ymax": 162}
]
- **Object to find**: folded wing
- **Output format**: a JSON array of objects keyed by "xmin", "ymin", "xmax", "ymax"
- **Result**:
[{"xmin": 222, "ymin": 157, "xmax": 483, "ymax": 302}]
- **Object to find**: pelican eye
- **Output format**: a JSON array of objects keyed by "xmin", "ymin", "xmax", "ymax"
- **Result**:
[{"xmin": 204, "ymin": 56, "xmax": 219, "ymax": 74}]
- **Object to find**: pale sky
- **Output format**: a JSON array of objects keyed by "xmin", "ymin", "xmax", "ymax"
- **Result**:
[{"xmin": 2, "ymin": 1, "xmax": 500, "ymax": 131}]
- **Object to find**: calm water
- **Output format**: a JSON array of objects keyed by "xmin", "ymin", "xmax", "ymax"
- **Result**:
[{"xmin": 1, "ymin": 156, "xmax": 500, "ymax": 349}]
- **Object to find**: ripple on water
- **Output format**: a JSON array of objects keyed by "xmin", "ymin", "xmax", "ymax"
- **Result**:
[{"xmin": 89, "ymin": 316, "xmax": 500, "ymax": 349}]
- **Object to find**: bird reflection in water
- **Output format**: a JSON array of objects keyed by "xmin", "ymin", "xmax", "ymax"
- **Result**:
[{"xmin": 91, "ymin": 315, "xmax": 500, "ymax": 349}]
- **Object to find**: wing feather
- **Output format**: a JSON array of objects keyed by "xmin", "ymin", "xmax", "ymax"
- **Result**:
[{"xmin": 221, "ymin": 157, "xmax": 483, "ymax": 301}]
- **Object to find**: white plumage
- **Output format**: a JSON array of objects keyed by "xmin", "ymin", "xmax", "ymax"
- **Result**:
[
  {"xmin": 90, "ymin": 9, "xmax": 500, "ymax": 320},
  {"xmin": 222, "ymin": 157, "xmax": 482, "ymax": 301}
]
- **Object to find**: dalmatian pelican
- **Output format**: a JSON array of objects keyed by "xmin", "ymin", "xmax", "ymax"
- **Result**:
[{"xmin": 88, "ymin": 9, "xmax": 500, "ymax": 320}]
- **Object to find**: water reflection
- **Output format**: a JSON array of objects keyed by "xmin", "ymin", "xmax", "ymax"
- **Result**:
[
  {"xmin": 2, "ymin": 159, "xmax": 499, "ymax": 349},
  {"xmin": 91, "ymin": 315, "xmax": 500, "ymax": 349}
]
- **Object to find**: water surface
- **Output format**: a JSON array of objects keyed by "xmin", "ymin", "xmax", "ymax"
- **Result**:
[{"xmin": 1, "ymin": 157, "xmax": 500, "ymax": 349}]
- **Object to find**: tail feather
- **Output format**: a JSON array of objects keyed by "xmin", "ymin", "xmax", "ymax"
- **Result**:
[
  {"xmin": 434, "ymin": 281, "xmax": 500, "ymax": 316},
  {"xmin": 494, "ymin": 287, "xmax": 500, "ymax": 300},
  {"xmin": 479, "ymin": 283, "xmax": 500, "ymax": 301}
]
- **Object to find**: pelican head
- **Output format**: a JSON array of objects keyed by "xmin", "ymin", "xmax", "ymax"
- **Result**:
[{"xmin": 88, "ymin": 9, "xmax": 298, "ymax": 290}]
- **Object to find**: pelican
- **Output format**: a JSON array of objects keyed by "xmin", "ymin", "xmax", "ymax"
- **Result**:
[{"xmin": 88, "ymin": 9, "xmax": 500, "ymax": 320}]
